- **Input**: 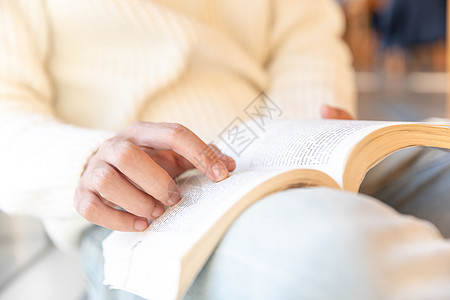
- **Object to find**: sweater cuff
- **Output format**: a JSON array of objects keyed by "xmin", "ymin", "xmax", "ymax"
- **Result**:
[{"xmin": 0, "ymin": 120, "xmax": 115, "ymax": 219}]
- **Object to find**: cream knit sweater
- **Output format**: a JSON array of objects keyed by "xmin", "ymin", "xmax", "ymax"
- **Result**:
[{"xmin": 0, "ymin": 0, "xmax": 355, "ymax": 251}]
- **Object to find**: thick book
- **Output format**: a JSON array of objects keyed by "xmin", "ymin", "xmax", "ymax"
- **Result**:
[{"xmin": 103, "ymin": 119, "xmax": 450, "ymax": 300}]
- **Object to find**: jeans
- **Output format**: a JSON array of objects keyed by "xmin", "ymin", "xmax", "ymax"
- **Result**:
[{"xmin": 81, "ymin": 147, "xmax": 450, "ymax": 299}]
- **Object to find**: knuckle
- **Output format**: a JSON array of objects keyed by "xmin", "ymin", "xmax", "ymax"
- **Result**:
[
  {"xmin": 103, "ymin": 138, "xmax": 115, "ymax": 149},
  {"xmin": 91, "ymin": 166, "xmax": 116, "ymax": 193},
  {"xmin": 167, "ymin": 123, "xmax": 189, "ymax": 142},
  {"xmin": 75, "ymin": 197, "xmax": 99, "ymax": 220},
  {"xmin": 201, "ymin": 145, "xmax": 216, "ymax": 160},
  {"xmin": 111, "ymin": 140, "xmax": 136, "ymax": 166},
  {"xmin": 208, "ymin": 143, "xmax": 220, "ymax": 154},
  {"xmin": 98, "ymin": 137, "xmax": 117, "ymax": 152}
]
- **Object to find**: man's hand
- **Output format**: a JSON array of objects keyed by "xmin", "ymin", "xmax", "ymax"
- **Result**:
[
  {"xmin": 74, "ymin": 122, "xmax": 235, "ymax": 232},
  {"xmin": 320, "ymin": 104, "xmax": 354, "ymax": 120}
]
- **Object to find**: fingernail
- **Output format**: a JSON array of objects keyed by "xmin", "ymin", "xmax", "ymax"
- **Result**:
[
  {"xmin": 135, "ymin": 218, "xmax": 149, "ymax": 231},
  {"xmin": 211, "ymin": 161, "xmax": 229, "ymax": 181},
  {"xmin": 151, "ymin": 203, "xmax": 164, "ymax": 219},
  {"xmin": 167, "ymin": 190, "xmax": 180, "ymax": 205}
]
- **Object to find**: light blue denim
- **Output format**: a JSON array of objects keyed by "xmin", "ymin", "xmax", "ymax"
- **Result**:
[{"xmin": 81, "ymin": 147, "xmax": 450, "ymax": 299}]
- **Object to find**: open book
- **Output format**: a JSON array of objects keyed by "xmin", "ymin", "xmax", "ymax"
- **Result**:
[{"xmin": 103, "ymin": 119, "xmax": 450, "ymax": 300}]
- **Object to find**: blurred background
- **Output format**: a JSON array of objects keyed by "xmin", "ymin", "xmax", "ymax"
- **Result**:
[
  {"xmin": 341, "ymin": 0, "xmax": 448, "ymax": 120},
  {"xmin": 0, "ymin": 0, "xmax": 448, "ymax": 299}
]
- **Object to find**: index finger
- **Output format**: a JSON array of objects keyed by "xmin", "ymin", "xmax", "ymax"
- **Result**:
[{"xmin": 122, "ymin": 122, "xmax": 232, "ymax": 182}]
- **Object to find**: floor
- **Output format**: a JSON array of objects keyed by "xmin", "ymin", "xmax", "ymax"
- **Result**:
[
  {"xmin": 0, "ymin": 212, "xmax": 85, "ymax": 300},
  {"xmin": 0, "ymin": 72, "xmax": 447, "ymax": 300},
  {"xmin": 0, "ymin": 247, "xmax": 85, "ymax": 300}
]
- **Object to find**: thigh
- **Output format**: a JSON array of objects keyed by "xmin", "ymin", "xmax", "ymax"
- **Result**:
[
  {"xmin": 82, "ymin": 187, "xmax": 450, "ymax": 300},
  {"xmin": 361, "ymin": 147, "xmax": 450, "ymax": 237},
  {"xmin": 185, "ymin": 187, "xmax": 450, "ymax": 300}
]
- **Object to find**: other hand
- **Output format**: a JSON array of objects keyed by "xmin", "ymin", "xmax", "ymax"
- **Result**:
[{"xmin": 320, "ymin": 104, "xmax": 354, "ymax": 120}]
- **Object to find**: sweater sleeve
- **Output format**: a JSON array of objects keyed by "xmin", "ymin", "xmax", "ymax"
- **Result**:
[
  {"xmin": 266, "ymin": 0, "xmax": 356, "ymax": 119},
  {"xmin": 0, "ymin": 0, "xmax": 114, "ymax": 251}
]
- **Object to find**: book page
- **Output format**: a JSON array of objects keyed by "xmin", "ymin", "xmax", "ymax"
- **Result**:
[
  {"xmin": 220, "ymin": 120, "xmax": 400, "ymax": 185},
  {"xmin": 150, "ymin": 169, "xmax": 284, "ymax": 233},
  {"xmin": 103, "ymin": 169, "xmax": 287, "ymax": 300}
]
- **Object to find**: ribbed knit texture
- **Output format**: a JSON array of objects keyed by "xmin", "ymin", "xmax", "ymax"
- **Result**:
[{"xmin": 0, "ymin": 0, "xmax": 355, "ymax": 251}]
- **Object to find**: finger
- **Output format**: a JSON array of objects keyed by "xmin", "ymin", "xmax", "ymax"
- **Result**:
[
  {"xmin": 147, "ymin": 150, "xmax": 190, "ymax": 178},
  {"xmin": 320, "ymin": 104, "xmax": 354, "ymax": 120},
  {"xmin": 122, "ymin": 122, "xmax": 231, "ymax": 182},
  {"xmin": 159, "ymin": 145, "xmax": 236, "ymax": 175},
  {"xmin": 85, "ymin": 162, "xmax": 165, "ymax": 219},
  {"xmin": 208, "ymin": 144, "xmax": 236, "ymax": 171},
  {"xmin": 139, "ymin": 145, "xmax": 235, "ymax": 179},
  {"xmin": 98, "ymin": 140, "xmax": 181, "ymax": 205},
  {"xmin": 74, "ymin": 188, "xmax": 150, "ymax": 232}
]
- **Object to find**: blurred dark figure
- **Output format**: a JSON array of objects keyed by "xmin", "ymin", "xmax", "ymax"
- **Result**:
[
  {"xmin": 368, "ymin": 0, "xmax": 446, "ymax": 74},
  {"xmin": 373, "ymin": 0, "xmax": 446, "ymax": 48}
]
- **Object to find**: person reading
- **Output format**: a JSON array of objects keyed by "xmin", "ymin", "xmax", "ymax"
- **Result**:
[{"xmin": 0, "ymin": 1, "xmax": 449, "ymax": 299}]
